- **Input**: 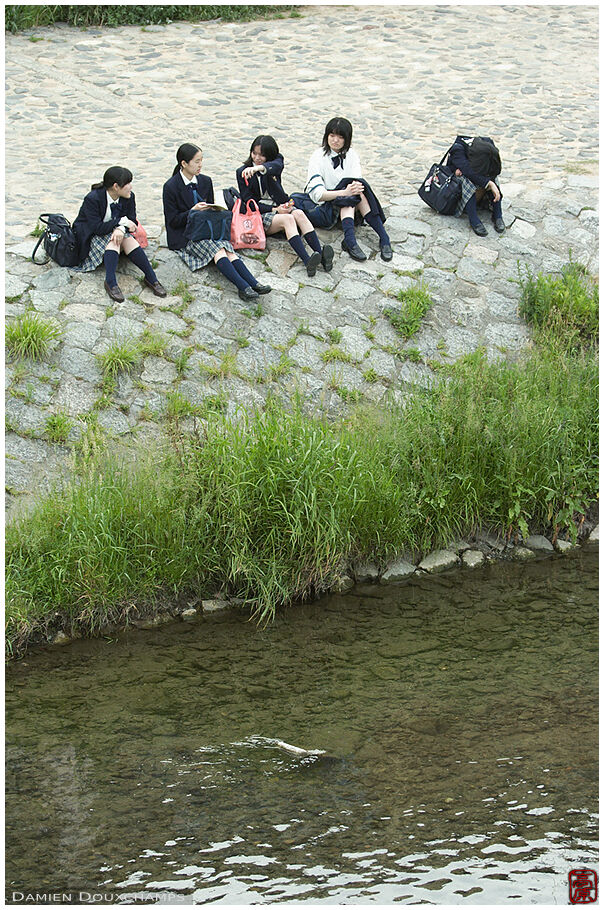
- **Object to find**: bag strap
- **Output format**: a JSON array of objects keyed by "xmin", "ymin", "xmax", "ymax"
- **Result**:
[
  {"xmin": 31, "ymin": 233, "xmax": 50, "ymax": 265},
  {"xmin": 244, "ymin": 199, "xmax": 260, "ymax": 215},
  {"xmin": 439, "ymin": 144, "xmax": 456, "ymax": 167}
]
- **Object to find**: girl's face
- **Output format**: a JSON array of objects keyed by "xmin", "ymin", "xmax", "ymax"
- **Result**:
[
  {"xmin": 251, "ymin": 145, "xmax": 267, "ymax": 166},
  {"xmin": 181, "ymin": 151, "xmax": 203, "ymax": 178},
  {"xmin": 328, "ymin": 132, "xmax": 346, "ymax": 153},
  {"xmin": 112, "ymin": 182, "xmax": 132, "ymax": 198}
]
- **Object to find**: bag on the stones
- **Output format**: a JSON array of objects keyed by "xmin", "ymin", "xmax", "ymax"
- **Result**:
[
  {"xmin": 185, "ymin": 207, "xmax": 232, "ymax": 243},
  {"xmin": 31, "ymin": 213, "xmax": 79, "ymax": 266},
  {"xmin": 418, "ymin": 146, "xmax": 462, "ymax": 215},
  {"xmin": 230, "ymin": 198, "xmax": 265, "ymax": 250}
]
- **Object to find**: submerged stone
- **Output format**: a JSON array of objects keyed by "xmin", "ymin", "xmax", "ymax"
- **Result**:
[
  {"xmin": 202, "ymin": 599, "xmax": 231, "ymax": 613},
  {"xmin": 513, "ymin": 546, "xmax": 537, "ymax": 560},
  {"xmin": 588, "ymin": 524, "xmax": 599, "ymax": 543}
]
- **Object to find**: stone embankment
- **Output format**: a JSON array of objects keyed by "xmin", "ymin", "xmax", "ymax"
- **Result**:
[
  {"xmin": 5, "ymin": 5, "xmax": 599, "ymax": 519},
  {"xmin": 47, "ymin": 524, "xmax": 599, "ymax": 647}
]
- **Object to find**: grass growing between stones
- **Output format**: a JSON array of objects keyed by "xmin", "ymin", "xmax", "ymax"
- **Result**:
[
  {"xmin": 5, "ymin": 312, "xmax": 62, "ymax": 360},
  {"xmin": 384, "ymin": 282, "xmax": 433, "ymax": 339},
  {"xmin": 6, "ymin": 321, "xmax": 598, "ymax": 655}
]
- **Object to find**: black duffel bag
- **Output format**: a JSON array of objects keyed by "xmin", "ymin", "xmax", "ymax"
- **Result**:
[
  {"xmin": 185, "ymin": 207, "xmax": 232, "ymax": 243},
  {"xmin": 418, "ymin": 147, "xmax": 462, "ymax": 215},
  {"xmin": 32, "ymin": 213, "xmax": 79, "ymax": 266}
]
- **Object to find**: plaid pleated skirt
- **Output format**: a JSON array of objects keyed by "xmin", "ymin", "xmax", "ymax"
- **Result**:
[
  {"xmin": 70, "ymin": 234, "xmax": 112, "ymax": 272},
  {"xmin": 177, "ymin": 238, "xmax": 235, "ymax": 270},
  {"xmin": 262, "ymin": 212, "xmax": 275, "ymax": 229},
  {"xmin": 454, "ymin": 176, "xmax": 502, "ymax": 218}
]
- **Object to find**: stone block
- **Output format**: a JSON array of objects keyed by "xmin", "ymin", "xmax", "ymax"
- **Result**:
[
  {"xmin": 5, "ymin": 274, "xmax": 30, "ymax": 298},
  {"xmin": 202, "ymin": 599, "xmax": 231, "ymax": 613},
  {"xmin": 524, "ymin": 534, "xmax": 554, "ymax": 552},
  {"xmin": 419, "ymin": 549, "xmax": 458, "ymax": 573},
  {"xmin": 380, "ymin": 559, "xmax": 416, "ymax": 584},
  {"xmin": 141, "ymin": 356, "xmax": 177, "ymax": 385},
  {"xmin": 462, "ymin": 550, "xmax": 485, "ymax": 568},
  {"xmin": 354, "ymin": 562, "xmax": 380, "ymax": 582}
]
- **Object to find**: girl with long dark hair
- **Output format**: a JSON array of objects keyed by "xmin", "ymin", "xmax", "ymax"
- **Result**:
[
  {"xmin": 163, "ymin": 143, "xmax": 271, "ymax": 301},
  {"xmin": 236, "ymin": 135, "xmax": 333, "ymax": 275}
]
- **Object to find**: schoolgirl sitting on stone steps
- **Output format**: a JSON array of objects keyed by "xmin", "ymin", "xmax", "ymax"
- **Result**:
[
  {"xmin": 236, "ymin": 134, "xmax": 334, "ymax": 276},
  {"xmin": 71, "ymin": 166, "xmax": 167, "ymax": 303},
  {"xmin": 306, "ymin": 116, "xmax": 392, "ymax": 262},
  {"xmin": 162, "ymin": 143, "xmax": 271, "ymax": 301},
  {"xmin": 447, "ymin": 134, "xmax": 505, "ymax": 236}
]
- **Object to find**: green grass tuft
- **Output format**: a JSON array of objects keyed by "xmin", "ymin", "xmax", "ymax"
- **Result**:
[
  {"xmin": 384, "ymin": 282, "xmax": 433, "ymax": 340},
  {"xmin": 45, "ymin": 411, "xmax": 73, "ymax": 444},
  {"xmin": 6, "ymin": 312, "xmax": 62, "ymax": 360}
]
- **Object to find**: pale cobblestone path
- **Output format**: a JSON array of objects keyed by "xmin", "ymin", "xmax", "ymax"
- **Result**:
[{"xmin": 5, "ymin": 6, "xmax": 599, "ymax": 516}]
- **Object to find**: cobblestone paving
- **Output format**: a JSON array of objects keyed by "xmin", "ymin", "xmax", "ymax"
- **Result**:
[{"xmin": 5, "ymin": 5, "xmax": 599, "ymax": 516}]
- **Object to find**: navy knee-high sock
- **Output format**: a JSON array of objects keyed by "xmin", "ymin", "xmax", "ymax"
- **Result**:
[
  {"xmin": 104, "ymin": 249, "xmax": 119, "ymax": 286},
  {"xmin": 288, "ymin": 234, "xmax": 310, "ymax": 264},
  {"xmin": 127, "ymin": 245, "xmax": 157, "ymax": 283},
  {"xmin": 341, "ymin": 216, "xmax": 357, "ymax": 247},
  {"xmin": 216, "ymin": 256, "xmax": 249, "ymax": 291},
  {"xmin": 492, "ymin": 199, "xmax": 503, "ymax": 219},
  {"xmin": 231, "ymin": 256, "xmax": 260, "ymax": 286},
  {"xmin": 464, "ymin": 194, "xmax": 482, "ymax": 227},
  {"xmin": 303, "ymin": 230, "xmax": 322, "ymax": 253},
  {"xmin": 364, "ymin": 212, "xmax": 390, "ymax": 245}
]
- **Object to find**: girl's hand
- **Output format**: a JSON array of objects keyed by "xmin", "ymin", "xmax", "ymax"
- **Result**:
[
  {"xmin": 242, "ymin": 165, "xmax": 261, "ymax": 180},
  {"xmin": 455, "ymin": 168, "xmax": 462, "ymax": 176},
  {"xmin": 345, "ymin": 180, "xmax": 364, "ymax": 196},
  {"xmin": 125, "ymin": 218, "xmax": 137, "ymax": 231},
  {"xmin": 192, "ymin": 201, "xmax": 211, "ymax": 211},
  {"xmin": 486, "ymin": 180, "xmax": 501, "ymax": 203},
  {"xmin": 110, "ymin": 227, "xmax": 125, "ymax": 244},
  {"xmin": 275, "ymin": 202, "xmax": 293, "ymax": 214}
]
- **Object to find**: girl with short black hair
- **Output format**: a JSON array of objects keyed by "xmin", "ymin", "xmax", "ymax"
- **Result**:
[
  {"xmin": 163, "ymin": 143, "xmax": 270, "ymax": 301},
  {"xmin": 306, "ymin": 117, "xmax": 392, "ymax": 262},
  {"xmin": 237, "ymin": 134, "xmax": 334, "ymax": 275},
  {"xmin": 71, "ymin": 166, "xmax": 166, "ymax": 302}
]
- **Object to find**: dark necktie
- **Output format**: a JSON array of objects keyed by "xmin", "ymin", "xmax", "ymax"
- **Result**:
[
  {"xmin": 190, "ymin": 182, "xmax": 199, "ymax": 204},
  {"xmin": 110, "ymin": 200, "xmax": 122, "ymax": 217},
  {"xmin": 331, "ymin": 154, "xmax": 346, "ymax": 169}
]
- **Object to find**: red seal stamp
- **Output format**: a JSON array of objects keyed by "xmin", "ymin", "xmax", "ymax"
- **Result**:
[{"xmin": 569, "ymin": 869, "xmax": 598, "ymax": 904}]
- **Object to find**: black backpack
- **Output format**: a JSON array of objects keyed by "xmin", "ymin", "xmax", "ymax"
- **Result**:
[{"xmin": 32, "ymin": 213, "xmax": 79, "ymax": 267}]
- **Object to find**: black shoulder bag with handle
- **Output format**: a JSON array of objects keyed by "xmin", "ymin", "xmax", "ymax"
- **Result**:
[
  {"xmin": 32, "ymin": 213, "xmax": 79, "ymax": 267},
  {"xmin": 418, "ymin": 146, "xmax": 462, "ymax": 215}
]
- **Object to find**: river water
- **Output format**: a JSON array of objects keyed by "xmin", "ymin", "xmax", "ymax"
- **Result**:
[{"xmin": 5, "ymin": 549, "xmax": 598, "ymax": 905}]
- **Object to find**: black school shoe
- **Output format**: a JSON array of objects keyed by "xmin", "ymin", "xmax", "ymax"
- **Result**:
[
  {"xmin": 238, "ymin": 286, "xmax": 259, "ymax": 301},
  {"xmin": 492, "ymin": 215, "xmax": 506, "ymax": 233},
  {"xmin": 380, "ymin": 242, "xmax": 393, "ymax": 261},
  {"xmin": 341, "ymin": 238, "xmax": 367, "ymax": 261},
  {"xmin": 306, "ymin": 251, "xmax": 321, "ymax": 277},
  {"xmin": 321, "ymin": 244, "xmax": 334, "ymax": 272},
  {"xmin": 254, "ymin": 283, "xmax": 272, "ymax": 295},
  {"xmin": 471, "ymin": 221, "xmax": 488, "ymax": 237}
]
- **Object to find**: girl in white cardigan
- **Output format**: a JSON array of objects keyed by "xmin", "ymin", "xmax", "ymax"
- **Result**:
[{"xmin": 306, "ymin": 117, "xmax": 392, "ymax": 262}]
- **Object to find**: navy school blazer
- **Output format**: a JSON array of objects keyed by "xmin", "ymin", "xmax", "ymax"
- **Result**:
[
  {"xmin": 235, "ymin": 155, "xmax": 289, "ymax": 214},
  {"xmin": 162, "ymin": 172, "xmax": 214, "ymax": 250},
  {"xmin": 72, "ymin": 185, "xmax": 137, "ymax": 262}
]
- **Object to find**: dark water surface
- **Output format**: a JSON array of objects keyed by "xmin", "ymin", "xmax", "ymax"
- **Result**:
[{"xmin": 6, "ymin": 550, "xmax": 598, "ymax": 904}]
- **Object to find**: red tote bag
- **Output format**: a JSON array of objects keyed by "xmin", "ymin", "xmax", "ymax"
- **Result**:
[{"xmin": 230, "ymin": 198, "xmax": 266, "ymax": 250}]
